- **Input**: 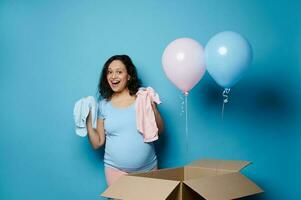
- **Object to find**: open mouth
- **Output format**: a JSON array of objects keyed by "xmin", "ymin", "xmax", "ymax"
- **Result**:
[{"xmin": 111, "ymin": 80, "xmax": 121, "ymax": 87}]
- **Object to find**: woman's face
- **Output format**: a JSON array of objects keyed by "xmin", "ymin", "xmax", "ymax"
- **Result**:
[{"xmin": 107, "ymin": 60, "xmax": 130, "ymax": 93}]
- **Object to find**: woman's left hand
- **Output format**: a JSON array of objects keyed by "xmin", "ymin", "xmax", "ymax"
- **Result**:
[{"xmin": 151, "ymin": 101, "xmax": 156, "ymax": 110}]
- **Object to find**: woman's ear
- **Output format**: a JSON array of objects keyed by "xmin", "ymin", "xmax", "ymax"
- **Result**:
[{"xmin": 127, "ymin": 75, "xmax": 131, "ymax": 81}]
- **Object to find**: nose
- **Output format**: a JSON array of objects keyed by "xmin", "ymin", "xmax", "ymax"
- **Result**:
[{"xmin": 112, "ymin": 72, "xmax": 117, "ymax": 78}]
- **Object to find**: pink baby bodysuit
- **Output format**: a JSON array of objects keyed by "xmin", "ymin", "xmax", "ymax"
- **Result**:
[{"xmin": 136, "ymin": 87, "xmax": 161, "ymax": 142}]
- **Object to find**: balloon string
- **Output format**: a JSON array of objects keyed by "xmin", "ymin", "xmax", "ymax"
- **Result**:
[
  {"xmin": 179, "ymin": 94, "xmax": 185, "ymax": 116},
  {"xmin": 222, "ymin": 88, "xmax": 231, "ymax": 120},
  {"xmin": 184, "ymin": 92, "xmax": 188, "ymax": 163}
]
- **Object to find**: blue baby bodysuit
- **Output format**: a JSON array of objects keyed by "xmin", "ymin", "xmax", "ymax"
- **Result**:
[{"xmin": 98, "ymin": 99, "xmax": 157, "ymax": 173}]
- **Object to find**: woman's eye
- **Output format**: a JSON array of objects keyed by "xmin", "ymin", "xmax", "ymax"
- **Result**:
[{"xmin": 117, "ymin": 71, "xmax": 122, "ymax": 74}]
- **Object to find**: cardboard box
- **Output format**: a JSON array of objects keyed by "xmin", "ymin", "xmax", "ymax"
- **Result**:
[{"xmin": 102, "ymin": 159, "xmax": 263, "ymax": 200}]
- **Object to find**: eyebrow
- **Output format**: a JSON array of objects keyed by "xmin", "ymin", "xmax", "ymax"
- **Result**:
[{"xmin": 108, "ymin": 67, "xmax": 124, "ymax": 71}]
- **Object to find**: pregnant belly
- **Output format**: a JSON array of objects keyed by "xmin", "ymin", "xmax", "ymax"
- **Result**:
[{"xmin": 105, "ymin": 137, "xmax": 156, "ymax": 169}]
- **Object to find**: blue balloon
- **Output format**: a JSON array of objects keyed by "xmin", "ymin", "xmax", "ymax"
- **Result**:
[{"xmin": 205, "ymin": 31, "xmax": 253, "ymax": 88}]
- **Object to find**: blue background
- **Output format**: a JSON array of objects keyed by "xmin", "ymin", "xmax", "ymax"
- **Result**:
[{"xmin": 1, "ymin": 0, "xmax": 300, "ymax": 199}]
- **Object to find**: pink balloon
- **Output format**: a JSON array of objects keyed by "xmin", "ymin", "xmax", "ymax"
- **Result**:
[{"xmin": 162, "ymin": 38, "xmax": 206, "ymax": 93}]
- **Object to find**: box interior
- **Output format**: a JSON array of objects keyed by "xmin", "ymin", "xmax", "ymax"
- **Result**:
[{"xmin": 131, "ymin": 166, "xmax": 228, "ymax": 181}]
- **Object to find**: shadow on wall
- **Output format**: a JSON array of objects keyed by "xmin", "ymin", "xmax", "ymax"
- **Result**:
[
  {"xmin": 153, "ymin": 90, "xmax": 196, "ymax": 168},
  {"xmin": 153, "ymin": 108, "xmax": 165, "ymax": 167},
  {"xmin": 78, "ymin": 137, "xmax": 105, "ymax": 169},
  {"xmin": 197, "ymin": 68, "xmax": 300, "ymax": 133}
]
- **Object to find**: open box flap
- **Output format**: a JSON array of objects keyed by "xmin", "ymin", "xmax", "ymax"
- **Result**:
[
  {"xmin": 102, "ymin": 175, "xmax": 180, "ymax": 200},
  {"xmin": 184, "ymin": 172, "xmax": 263, "ymax": 200},
  {"xmin": 189, "ymin": 159, "xmax": 251, "ymax": 172}
]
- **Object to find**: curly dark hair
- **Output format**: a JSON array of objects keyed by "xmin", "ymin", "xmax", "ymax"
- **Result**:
[{"xmin": 98, "ymin": 55, "xmax": 142, "ymax": 100}]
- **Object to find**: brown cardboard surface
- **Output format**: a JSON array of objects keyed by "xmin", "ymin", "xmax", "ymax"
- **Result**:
[
  {"xmin": 189, "ymin": 159, "xmax": 251, "ymax": 172},
  {"xmin": 184, "ymin": 166, "xmax": 228, "ymax": 180},
  {"xmin": 101, "ymin": 159, "xmax": 263, "ymax": 199},
  {"xmin": 102, "ymin": 175, "xmax": 180, "ymax": 200},
  {"xmin": 184, "ymin": 172, "xmax": 263, "ymax": 200}
]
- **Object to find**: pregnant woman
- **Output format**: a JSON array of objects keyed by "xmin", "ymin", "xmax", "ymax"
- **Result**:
[{"xmin": 86, "ymin": 54, "xmax": 164, "ymax": 186}]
